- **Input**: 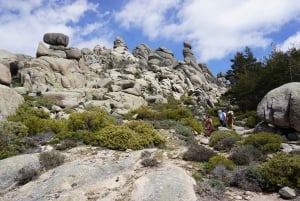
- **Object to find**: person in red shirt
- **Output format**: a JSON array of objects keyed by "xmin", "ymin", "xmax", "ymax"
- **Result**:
[{"xmin": 204, "ymin": 115, "xmax": 213, "ymax": 137}]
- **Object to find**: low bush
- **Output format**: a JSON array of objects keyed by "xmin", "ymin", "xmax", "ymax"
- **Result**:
[
  {"xmin": 243, "ymin": 132, "xmax": 283, "ymax": 154},
  {"xmin": 205, "ymin": 155, "xmax": 235, "ymax": 172},
  {"xmin": 161, "ymin": 106, "xmax": 193, "ymax": 121},
  {"xmin": 229, "ymin": 145, "xmax": 265, "ymax": 165},
  {"xmin": 124, "ymin": 106, "xmax": 159, "ymax": 120},
  {"xmin": 7, "ymin": 102, "xmax": 51, "ymax": 135},
  {"xmin": 230, "ymin": 166, "xmax": 264, "ymax": 192},
  {"xmin": 83, "ymin": 120, "xmax": 165, "ymax": 150},
  {"xmin": 39, "ymin": 150, "xmax": 65, "ymax": 170},
  {"xmin": 54, "ymin": 139, "xmax": 77, "ymax": 150},
  {"xmin": 151, "ymin": 119, "xmax": 178, "ymax": 129},
  {"xmin": 0, "ymin": 121, "xmax": 29, "ymax": 159},
  {"xmin": 67, "ymin": 107, "xmax": 116, "ymax": 132},
  {"xmin": 173, "ymin": 123, "xmax": 195, "ymax": 143},
  {"xmin": 181, "ymin": 117, "xmax": 204, "ymax": 134},
  {"xmin": 16, "ymin": 166, "xmax": 40, "ymax": 185},
  {"xmin": 209, "ymin": 131, "xmax": 241, "ymax": 150},
  {"xmin": 141, "ymin": 158, "xmax": 160, "ymax": 167},
  {"xmin": 260, "ymin": 152, "xmax": 300, "ymax": 191},
  {"xmin": 180, "ymin": 95, "xmax": 194, "ymax": 105},
  {"xmin": 195, "ymin": 179, "xmax": 226, "ymax": 200},
  {"xmin": 211, "ymin": 165, "xmax": 233, "ymax": 186},
  {"xmin": 183, "ymin": 142, "xmax": 217, "ymax": 162}
]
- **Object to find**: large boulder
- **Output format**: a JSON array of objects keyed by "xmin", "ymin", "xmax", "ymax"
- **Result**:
[
  {"xmin": 131, "ymin": 165, "xmax": 197, "ymax": 201},
  {"xmin": 0, "ymin": 154, "xmax": 40, "ymax": 193},
  {"xmin": 0, "ymin": 63, "xmax": 12, "ymax": 85},
  {"xmin": 257, "ymin": 82, "xmax": 300, "ymax": 132},
  {"xmin": 43, "ymin": 33, "xmax": 69, "ymax": 47},
  {"xmin": 0, "ymin": 85, "xmax": 24, "ymax": 119}
]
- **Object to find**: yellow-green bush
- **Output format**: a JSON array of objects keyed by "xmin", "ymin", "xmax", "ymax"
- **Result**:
[
  {"xmin": 67, "ymin": 108, "xmax": 116, "ymax": 131},
  {"xmin": 8, "ymin": 102, "xmax": 50, "ymax": 122},
  {"xmin": 162, "ymin": 107, "xmax": 193, "ymax": 121},
  {"xmin": 7, "ymin": 102, "xmax": 50, "ymax": 135},
  {"xmin": 0, "ymin": 121, "xmax": 29, "ymax": 159},
  {"xmin": 243, "ymin": 132, "xmax": 283, "ymax": 154},
  {"xmin": 205, "ymin": 155, "xmax": 235, "ymax": 172},
  {"xmin": 83, "ymin": 120, "xmax": 165, "ymax": 150},
  {"xmin": 124, "ymin": 106, "xmax": 159, "ymax": 120},
  {"xmin": 180, "ymin": 95, "xmax": 194, "ymax": 105},
  {"xmin": 181, "ymin": 117, "xmax": 204, "ymax": 133},
  {"xmin": 260, "ymin": 152, "xmax": 300, "ymax": 191},
  {"xmin": 209, "ymin": 131, "xmax": 241, "ymax": 148}
]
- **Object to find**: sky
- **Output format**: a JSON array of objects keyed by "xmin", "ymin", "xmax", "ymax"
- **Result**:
[{"xmin": 1, "ymin": 0, "xmax": 300, "ymax": 76}]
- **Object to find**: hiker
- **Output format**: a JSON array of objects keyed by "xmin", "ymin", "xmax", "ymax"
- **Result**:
[
  {"xmin": 204, "ymin": 115, "xmax": 213, "ymax": 137},
  {"xmin": 217, "ymin": 110, "xmax": 226, "ymax": 127},
  {"xmin": 226, "ymin": 111, "xmax": 234, "ymax": 129}
]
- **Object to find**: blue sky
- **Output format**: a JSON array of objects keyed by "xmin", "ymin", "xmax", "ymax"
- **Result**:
[{"xmin": 1, "ymin": 0, "xmax": 300, "ymax": 76}]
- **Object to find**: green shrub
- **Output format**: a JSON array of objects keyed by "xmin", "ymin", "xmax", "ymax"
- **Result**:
[
  {"xmin": 7, "ymin": 102, "xmax": 50, "ymax": 135},
  {"xmin": 173, "ymin": 123, "xmax": 195, "ymax": 143},
  {"xmin": 8, "ymin": 102, "xmax": 50, "ymax": 122},
  {"xmin": 16, "ymin": 166, "xmax": 40, "ymax": 185},
  {"xmin": 161, "ymin": 107, "xmax": 193, "ymax": 121},
  {"xmin": 195, "ymin": 179, "xmax": 226, "ymax": 200},
  {"xmin": 230, "ymin": 165, "xmax": 264, "ymax": 192},
  {"xmin": 0, "ymin": 121, "xmax": 29, "ymax": 159},
  {"xmin": 229, "ymin": 145, "xmax": 265, "ymax": 165},
  {"xmin": 181, "ymin": 117, "xmax": 204, "ymax": 133},
  {"xmin": 260, "ymin": 152, "xmax": 300, "ymax": 191},
  {"xmin": 183, "ymin": 143, "xmax": 217, "ymax": 162},
  {"xmin": 209, "ymin": 131, "xmax": 241, "ymax": 148},
  {"xmin": 211, "ymin": 165, "xmax": 233, "ymax": 186},
  {"xmin": 245, "ymin": 115, "xmax": 257, "ymax": 128},
  {"xmin": 205, "ymin": 155, "xmax": 235, "ymax": 172},
  {"xmin": 83, "ymin": 120, "xmax": 165, "ymax": 150},
  {"xmin": 243, "ymin": 132, "xmax": 283, "ymax": 154},
  {"xmin": 206, "ymin": 108, "xmax": 220, "ymax": 117},
  {"xmin": 180, "ymin": 95, "xmax": 194, "ymax": 105},
  {"xmin": 54, "ymin": 139, "xmax": 77, "ymax": 150},
  {"xmin": 213, "ymin": 137, "xmax": 239, "ymax": 152},
  {"xmin": 32, "ymin": 96, "xmax": 58, "ymax": 109},
  {"xmin": 151, "ymin": 119, "xmax": 178, "ymax": 129},
  {"xmin": 124, "ymin": 106, "xmax": 159, "ymax": 120},
  {"xmin": 39, "ymin": 150, "xmax": 65, "ymax": 170},
  {"xmin": 67, "ymin": 108, "xmax": 116, "ymax": 131}
]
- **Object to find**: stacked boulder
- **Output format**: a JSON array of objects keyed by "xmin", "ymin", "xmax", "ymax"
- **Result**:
[{"xmin": 0, "ymin": 33, "xmax": 227, "ymax": 116}]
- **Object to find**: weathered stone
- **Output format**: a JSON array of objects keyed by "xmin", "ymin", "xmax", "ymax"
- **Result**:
[
  {"xmin": 278, "ymin": 186, "xmax": 296, "ymax": 199},
  {"xmin": 0, "ymin": 85, "xmax": 24, "ymax": 119},
  {"xmin": 43, "ymin": 33, "xmax": 69, "ymax": 47},
  {"xmin": 0, "ymin": 154, "xmax": 40, "ymax": 193},
  {"xmin": 257, "ymin": 82, "xmax": 300, "ymax": 132},
  {"xmin": 65, "ymin": 48, "xmax": 82, "ymax": 60},
  {"xmin": 42, "ymin": 90, "xmax": 86, "ymax": 108},
  {"xmin": 131, "ymin": 165, "xmax": 197, "ymax": 201},
  {"xmin": 36, "ymin": 42, "xmax": 66, "ymax": 58},
  {"xmin": 0, "ymin": 63, "xmax": 11, "ymax": 85}
]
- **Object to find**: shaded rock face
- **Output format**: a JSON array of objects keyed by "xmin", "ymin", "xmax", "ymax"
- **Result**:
[
  {"xmin": 257, "ymin": 82, "xmax": 300, "ymax": 132},
  {"xmin": 43, "ymin": 33, "xmax": 69, "ymax": 47}
]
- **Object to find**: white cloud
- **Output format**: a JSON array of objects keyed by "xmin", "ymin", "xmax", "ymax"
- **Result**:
[
  {"xmin": 278, "ymin": 32, "xmax": 300, "ymax": 51},
  {"xmin": 114, "ymin": 0, "xmax": 300, "ymax": 61},
  {"xmin": 114, "ymin": 0, "xmax": 181, "ymax": 39},
  {"xmin": 0, "ymin": 0, "xmax": 109, "ymax": 56}
]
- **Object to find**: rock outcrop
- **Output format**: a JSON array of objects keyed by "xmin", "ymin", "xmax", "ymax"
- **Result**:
[
  {"xmin": 1, "ymin": 33, "xmax": 226, "ymax": 115},
  {"xmin": 257, "ymin": 82, "xmax": 300, "ymax": 132}
]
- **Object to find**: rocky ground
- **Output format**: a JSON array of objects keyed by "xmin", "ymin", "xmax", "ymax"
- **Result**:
[{"xmin": 1, "ymin": 127, "xmax": 299, "ymax": 201}]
